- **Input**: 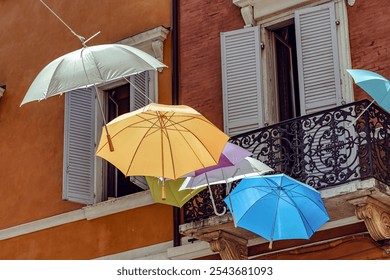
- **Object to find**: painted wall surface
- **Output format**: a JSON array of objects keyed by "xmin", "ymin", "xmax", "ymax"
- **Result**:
[
  {"xmin": 0, "ymin": 204, "xmax": 173, "ymax": 259},
  {"xmin": 0, "ymin": 0, "xmax": 173, "ymax": 258},
  {"xmin": 348, "ymin": 0, "xmax": 390, "ymax": 101}
]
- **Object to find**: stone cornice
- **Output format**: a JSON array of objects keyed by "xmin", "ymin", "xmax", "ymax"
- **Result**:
[{"xmin": 117, "ymin": 26, "xmax": 169, "ymax": 62}]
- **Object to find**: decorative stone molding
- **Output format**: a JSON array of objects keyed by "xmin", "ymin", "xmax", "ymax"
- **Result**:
[
  {"xmin": 348, "ymin": 0, "xmax": 356, "ymax": 6},
  {"xmin": 201, "ymin": 230, "xmax": 248, "ymax": 260},
  {"xmin": 348, "ymin": 196, "xmax": 390, "ymax": 241},
  {"xmin": 117, "ymin": 26, "xmax": 169, "ymax": 63},
  {"xmin": 241, "ymin": 5, "xmax": 255, "ymax": 27}
]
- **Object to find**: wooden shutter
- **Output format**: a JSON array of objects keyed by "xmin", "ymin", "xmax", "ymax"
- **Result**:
[
  {"xmin": 129, "ymin": 71, "xmax": 152, "ymax": 190},
  {"xmin": 295, "ymin": 2, "xmax": 342, "ymax": 115},
  {"xmin": 63, "ymin": 88, "xmax": 96, "ymax": 204},
  {"xmin": 221, "ymin": 26, "xmax": 263, "ymax": 136},
  {"xmin": 295, "ymin": 3, "xmax": 357, "ymax": 186},
  {"xmin": 130, "ymin": 71, "xmax": 151, "ymax": 111}
]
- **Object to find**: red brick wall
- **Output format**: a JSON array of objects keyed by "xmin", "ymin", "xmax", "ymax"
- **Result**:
[
  {"xmin": 179, "ymin": 0, "xmax": 243, "ymax": 129},
  {"xmin": 348, "ymin": 0, "xmax": 390, "ymax": 101}
]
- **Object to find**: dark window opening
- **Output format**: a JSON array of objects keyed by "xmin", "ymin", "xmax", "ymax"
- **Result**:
[
  {"xmin": 106, "ymin": 84, "xmax": 144, "ymax": 199},
  {"xmin": 274, "ymin": 24, "xmax": 300, "ymax": 121}
]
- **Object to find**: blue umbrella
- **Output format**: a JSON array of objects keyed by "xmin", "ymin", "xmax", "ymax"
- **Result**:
[
  {"xmin": 347, "ymin": 69, "xmax": 390, "ymax": 125},
  {"xmin": 224, "ymin": 174, "xmax": 329, "ymax": 249}
]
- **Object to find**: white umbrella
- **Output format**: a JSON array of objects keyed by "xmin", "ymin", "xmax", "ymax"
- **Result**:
[
  {"xmin": 179, "ymin": 157, "xmax": 273, "ymax": 216},
  {"xmin": 20, "ymin": 44, "xmax": 166, "ymax": 106},
  {"xmin": 180, "ymin": 157, "xmax": 273, "ymax": 191}
]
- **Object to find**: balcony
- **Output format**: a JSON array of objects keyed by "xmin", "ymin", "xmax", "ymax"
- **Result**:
[{"xmin": 178, "ymin": 100, "xmax": 390, "ymax": 259}]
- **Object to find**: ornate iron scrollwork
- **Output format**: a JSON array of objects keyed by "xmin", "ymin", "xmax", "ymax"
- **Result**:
[{"xmin": 183, "ymin": 100, "xmax": 390, "ymax": 223}]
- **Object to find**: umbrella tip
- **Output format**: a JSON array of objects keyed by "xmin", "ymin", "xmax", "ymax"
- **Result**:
[
  {"xmin": 162, "ymin": 185, "xmax": 166, "ymax": 200},
  {"xmin": 268, "ymin": 240, "xmax": 273, "ymax": 250}
]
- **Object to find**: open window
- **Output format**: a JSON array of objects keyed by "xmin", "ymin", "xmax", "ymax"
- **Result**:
[
  {"xmin": 221, "ymin": 2, "xmax": 356, "ymax": 184},
  {"xmin": 221, "ymin": 2, "xmax": 345, "ymax": 134}
]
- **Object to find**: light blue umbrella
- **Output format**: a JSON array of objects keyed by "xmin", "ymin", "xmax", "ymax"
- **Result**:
[
  {"xmin": 347, "ymin": 69, "xmax": 390, "ymax": 125},
  {"xmin": 224, "ymin": 174, "xmax": 329, "ymax": 249}
]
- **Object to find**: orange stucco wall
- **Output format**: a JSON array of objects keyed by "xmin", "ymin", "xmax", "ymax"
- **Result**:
[
  {"xmin": 0, "ymin": 0, "xmax": 173, "ymax": 258},
  {"xmin": 0, "ymin": 203, "xmax": 173, "ymax": 259},
  {"xmin": 348, "ymin": 0, "xmax": 390, "ymax": 100}
]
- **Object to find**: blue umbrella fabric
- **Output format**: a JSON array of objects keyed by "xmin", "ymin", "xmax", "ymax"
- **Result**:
[
  {"xmin": 346, "ymin": 69, "xmax": 390, "ymax": 111},
  {"xmin": 347, "ymin": 69, "xmax": 390, "ymax": 125},
  {"xmin": 224, "ymin": 174, "xmax": 329, "ymax": 248}
]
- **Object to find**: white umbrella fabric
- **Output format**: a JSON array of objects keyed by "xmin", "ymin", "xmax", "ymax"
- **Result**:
[
  {"xmin": 179, "ymin": 157, "xmax": 273, "ymax": 191},
  {"xmin": 20, "ymin": 44, "xmax": 166, "ymax": 106},
  {"xmin": 179, "ymin": 157, "xmax": 273, "ymax": 216}
]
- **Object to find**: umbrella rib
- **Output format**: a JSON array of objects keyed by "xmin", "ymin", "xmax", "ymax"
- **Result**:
[
  {"xmin": 124, "ymin": 113, "xmax": 162, "ymax": 175},
  {"xmin": 280, "ymin": 190, "xmax": 317, "ymax": 238},
  {"xmin": 85, "ymin": 48, "xmax": 105, "ymax": 81},
  {"xmin": 95, "ymin": 114, "xmax": 159, "ymax": 153},
  {"xmin": 164, "ymin": 115, "xmax": 221, "ymax": 168},
  {"xmin": 44, "ymin": 58, "xmax": 68, "ymax": 99},
  {"xmin": 284, "ymin": 187, "xmax": 329, "ymax": 216}
]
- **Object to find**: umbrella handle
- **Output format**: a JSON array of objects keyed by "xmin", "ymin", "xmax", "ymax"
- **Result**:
[
  {"xmin": 207, "ymin": 185, "xmax": 226, "ymax": 216},
  {"xmin": 106, "ymin": 134, "xmax": 114, "ymax": 152}
]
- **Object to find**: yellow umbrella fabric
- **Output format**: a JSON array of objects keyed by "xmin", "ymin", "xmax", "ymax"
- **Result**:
[
  {"xmin": 96, "ymin": 103, "xmax": 229, "ymax": 198},
  {"xmin": 146, "ymin": 176, "xmax": 205, "ymax": 208}
]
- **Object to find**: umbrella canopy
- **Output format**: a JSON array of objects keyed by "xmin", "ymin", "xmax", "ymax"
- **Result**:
[
  {"xmin": 96, "ymin": 103, "xmax": 229, "ymax": 198},
  {"xmin": 188, "ymin": 142, "xmax": 252, "ymax": 176},
  {"xmin": 180, "ymin": 156, "xmax": 273, "ymax": 216},
  {"xmin": 179, "ymin": 157, "xmax": 273, "ymax": 191},
  {"xmin": 145, "ymin": 176, "xmax": 205, "ymax": 208},
  {"xmin": 347, "ymin": 69, "xmax": 390, "ymax": 125},
  {"xmin": 347, "ymin": 69, "xmax": 390, "ymax": 112},
  {"xmin": 21, "ymin": 44, "xmax": 166, "ymax": 106},
  {"xmin": 224, "ymin": 174, "xmax": 329, "ymax": 248}
]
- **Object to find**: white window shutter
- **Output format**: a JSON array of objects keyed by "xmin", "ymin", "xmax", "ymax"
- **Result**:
[
  {"xmin": 130, "ymin": 71, "xmax": 152, "ymax": 111},
  {"xmin": 221, "ymin": 26, "xmax": 263, "ymax": 136},
  {"xmin": 63, "ymin": 88, "xmax": 96, "ymax": 204},
  {"xmin": 129, "ymin": 71, "xmax": 152, "ymax": 190},
  {"xmin": 295, "ymin": 3, "xmax": 357, "ymax": 185},
  {"xmin": 295, "ymin": 2, "xmax": 342, "ymax": 115}
]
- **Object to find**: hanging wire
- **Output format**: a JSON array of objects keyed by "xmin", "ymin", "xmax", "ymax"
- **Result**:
[
  {"xmin": 123, "ymin": 76, "xmax": 154, "ymax": 104},
  {"xmin": 39, "ymin": 0, "xmax": 113, "ymax": 150}
]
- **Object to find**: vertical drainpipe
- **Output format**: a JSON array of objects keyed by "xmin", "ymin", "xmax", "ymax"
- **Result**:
[{"xmin": 172, "ymin": 0, "xmax": 181, "ymax": 247}]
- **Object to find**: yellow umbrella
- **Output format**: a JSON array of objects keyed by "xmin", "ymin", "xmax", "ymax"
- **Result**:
[
  {"xmin": 96, "ymin": 103, "xmax": 229, "ymax": 199},
  {"xmin": 145, "ymin": 176, "xmax": 206, "ymax": 208}
]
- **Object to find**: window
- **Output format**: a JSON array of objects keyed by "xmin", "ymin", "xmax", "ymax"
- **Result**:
[
  {"xmin": 221, "ymin": 1, "xmax": 350, "ymax": 135},
  {"xmin": 63, "ymin": 71, "xmax": 155, "ymax": 204},
  {"xmin": 221, "ymin": 1, "xmax": 357, "ymax": 182},
  {"xmin": 62, "ymin": 26, "xmax": 169, "ymax": 205}
]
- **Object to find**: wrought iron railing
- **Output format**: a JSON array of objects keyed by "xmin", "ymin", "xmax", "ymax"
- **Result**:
[{"xmin": 183, "ymin": 100, "xmax": 390, "ymax": 222}]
